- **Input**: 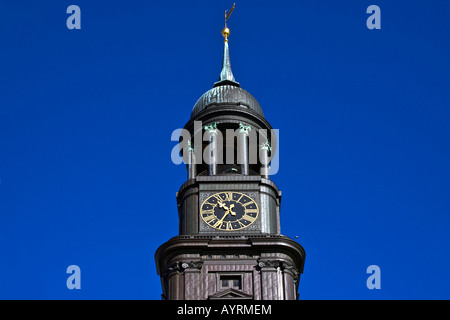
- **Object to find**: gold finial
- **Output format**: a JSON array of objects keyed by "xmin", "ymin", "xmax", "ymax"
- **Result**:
[{"xmin": 222, "ymin": 3, "xmax": 235, "ymax": 42}]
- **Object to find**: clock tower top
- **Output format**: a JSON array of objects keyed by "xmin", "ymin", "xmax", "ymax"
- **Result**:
[{"xmin": 155, "ymin": 5, "xmax": 305, "ymax": 300}]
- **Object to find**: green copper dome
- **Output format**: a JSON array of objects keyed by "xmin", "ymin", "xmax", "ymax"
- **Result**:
[{"xmin": 191, "ymin": 84, "xmax": 263, "ymax": 119}]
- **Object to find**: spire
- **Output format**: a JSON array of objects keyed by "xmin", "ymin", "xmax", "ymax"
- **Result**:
[
  {"xmin": 214, "ymin": 3, "xmax": 240, "ymax": 88},
  {"xmin": 216, "ymin": 40, "xmax": 239, "ymax": 85}
]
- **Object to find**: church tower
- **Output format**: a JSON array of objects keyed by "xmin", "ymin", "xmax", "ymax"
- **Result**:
[{"xmin": 155, "ymin": 5, "xmax": 305, "ymax": 300}]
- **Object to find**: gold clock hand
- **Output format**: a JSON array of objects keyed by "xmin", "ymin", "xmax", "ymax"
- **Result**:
[
  {"xmin": 228, "ymin": 203, "xmax": 236, "ymax": 215},
  {"xmin": 214, "ymin": 210, "xmax": 230, "ymax": 228},
  {"xmin": 218, "ymin": 200, "xmax": 235, "ymax": 216},
  {"xmin": 218, "ymin": 201, "xmax": 227, "ymax": 209},
  {"xmin": 218, "ymin": 201, "xmax": 231, "ymax": 211}
]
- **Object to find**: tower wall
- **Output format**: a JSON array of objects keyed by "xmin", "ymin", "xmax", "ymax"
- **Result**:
[{"xmin": 155, "ymin": 235, "xmax": 304, "ymax": 300}]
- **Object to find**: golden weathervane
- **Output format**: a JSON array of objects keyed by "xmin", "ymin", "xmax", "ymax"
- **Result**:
[{"xmin": 222, "ymin": 3, "xmax": 235, "ymax": 42}]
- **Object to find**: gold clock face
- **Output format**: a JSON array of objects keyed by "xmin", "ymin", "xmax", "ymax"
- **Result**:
[{"xmin": 200, "ymin": 192, "xmax": 259, "ymax": 231}]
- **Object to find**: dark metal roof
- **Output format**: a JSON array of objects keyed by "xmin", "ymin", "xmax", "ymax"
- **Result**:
[{"xmin": 191, "ymin": 84, "xmax": 264, "ymax": 119}]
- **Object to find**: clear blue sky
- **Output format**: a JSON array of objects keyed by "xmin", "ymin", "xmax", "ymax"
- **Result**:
[{"xmin": 1, "ymin": 0, "xmax": 449, "ymax": 299}]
